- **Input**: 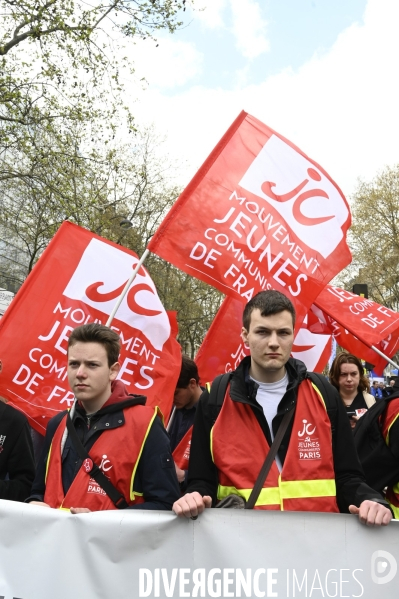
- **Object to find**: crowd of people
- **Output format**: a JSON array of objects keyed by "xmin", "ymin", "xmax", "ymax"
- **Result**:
[{"xmin": 1, "ymin": 290, "xmax": 398, "ymax": 527}]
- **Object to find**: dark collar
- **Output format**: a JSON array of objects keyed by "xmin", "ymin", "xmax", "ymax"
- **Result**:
[{"xmin": 229, "ymin": 355, "xmax": 307, "ymax": 411}]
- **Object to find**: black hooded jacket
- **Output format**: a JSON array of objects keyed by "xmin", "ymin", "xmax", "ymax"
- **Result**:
[{"xmin": 187, "ymin": 356, "xmax": 388, "ymax": 512}]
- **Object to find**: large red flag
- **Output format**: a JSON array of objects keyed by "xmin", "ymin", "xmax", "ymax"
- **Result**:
[
  {"xmin": 149, "ymin": 111, "xmax": 352, "ymax": 331},
  {"xmin": 195, "ymin": 296, "xmax": 332, "ymax": 384},
  {"xmin": 0, "ymin": 222, "xmax": 181, "ymax": 433}
]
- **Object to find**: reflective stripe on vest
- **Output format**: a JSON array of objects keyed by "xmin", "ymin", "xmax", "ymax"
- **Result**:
[
  {"xmin": 385, "ymin": 481, "xmax": 399, "ymax": 519},
  {"xmin": 386, "ymin": 414, "xmax": 399, "ymax": 446},
  {"xmin": 217, "ymin": 478, "xmax": 337, "ymax": 507},
  {"xmin": 386, "ymin": 482, "xmax": 399, "ymax": 519},
  {"xmin": 129, "ymin": 408, "xmax": 160, "ymax": 500},
  {"xmin": 381, "ymin": 399, "xmax": 399, "ymax": 518},
  {"xmin": 211, "ymin": 378, "xmax": 338, "ymax": 512},
  {"xmin": 44, "ymin": 405, "xmax": 158, "ymax": 510},
  {"xmin": 382, "ymin": 398, "xmax": 399, "ymax": 446}
]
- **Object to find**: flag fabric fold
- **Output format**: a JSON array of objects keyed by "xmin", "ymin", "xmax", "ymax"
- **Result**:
[
  {"xmin": 0, "ymin": 222, "xmax": 181, "ymax": 432},
  {"xmin": 149, "ymin": 111, "xmax": 352, "ymax": 331},
  {"xmin": 311, "ymin": 293, "xmax": 399, "ymax": 375}
]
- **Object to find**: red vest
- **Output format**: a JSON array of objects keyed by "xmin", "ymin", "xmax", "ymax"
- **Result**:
[
  {"xmin": 44, "ymin": 405, "xmax": 158, "ymax": 511},
  {"xmin": 172, "ymin": 426, "xmax": 193, "ymax": 470},
  {"xmin": 211, "ymin": 378, "xmax": 339, "ymax": 512},
  {"xmin": 381, "ymin": 398, "xmax": 399, "ymax": 518}
]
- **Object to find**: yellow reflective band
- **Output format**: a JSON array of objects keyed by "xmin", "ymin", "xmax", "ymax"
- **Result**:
[
  {"xmin": 218, "ymin": 479, "xmax": 336, "ymax": 507},
  {"xmin": 210, "ymin": 427, "xmax": 215, "ymax": 463},
  {"xmin": 391, "ymin": 481, "xmax": 399, "ymax": 494},
  {"xmin": 386, "ymin": 412, "xmax": 399, "ymax": 446},
  {"xmin": 217, "ymin": 485, "xmax": 281, "ymax": 507},
  {"xmin": 46, "ymin": 413, "xmax": 70, "ymax": 484},
  {"xmin": 45, "ymin": 443, "xmax": 53, "ymax": 484},
  {"xmin": 157, "ymin": 406, "xmax": 165, "ymax": 427},
  {"xmin": 58, "ymin": 507, "xmax": 70, "ymax": 512},
  {"xmin": 389, "ymin": 504, "xmax": 399, "ymax": 520},
  {"xmin": 310, "ymin": 382, "xmax": 327, "ymax": 411},
  {"xmin": 130, "ymin": 407, "xmax": 160, "ymax": 501},
  {"xmin": 278, "ymin": 474, "xmax": 284, "ymax": 511},
  {"xmin": 280, "ymin": 479, "xmax": 336, "ymax": 499}
]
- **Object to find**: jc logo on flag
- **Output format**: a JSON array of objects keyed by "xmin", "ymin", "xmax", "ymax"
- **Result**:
[
  {"xmin": 63, "ymin": 239, "xmax": 171, "ymax": 351},
  {"xmin": 239, "ymin": 135, "xmax": 350, "ymax": 259},
  {"xmin": 0, "ymin": 223, "xmax": 182, "ymax": 431},
  {"xmin": 149, "ymin": 111, "xmax": 352, "ymax": 332}
]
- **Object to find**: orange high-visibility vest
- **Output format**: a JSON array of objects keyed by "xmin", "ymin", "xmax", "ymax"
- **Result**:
[
  {"xmin": 381, "ymin": 398, "xmax": 399, "ymax": 519},
  {"xmin": 211, "ymin": 378, "xmax": 339, "ymax": 512},
  {"xmin": 172, "ymin": 426, "xmax": 192, "ymax": 471},
  {"xmin": 44, "ymin": 405, "xmax": 158, "ymax": 511}
]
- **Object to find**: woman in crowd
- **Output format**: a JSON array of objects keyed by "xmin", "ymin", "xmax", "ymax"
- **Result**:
[{"xmin": 329, "ymin": 352, "xmax": 375, "ymax": 429}]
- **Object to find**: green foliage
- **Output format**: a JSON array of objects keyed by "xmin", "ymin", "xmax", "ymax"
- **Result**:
[
  {"xmin": 341, "ymin": 165, "xmax": 399, "ymax": 311},
  {"xmin": 0, "ymin": 124, "xmax": 222, "ymax": 354},
  {"xmin": 0, "ymin": 0, "xmax": 189, "ymax": 169},
  {"xmin": 0, "ymin": 0, "xmax": 222, "ymax": 355},
  {"xmin": 0, "ymin": 126, "xmax": 169, "ymax": 266},
  {"xmin": 146, "ymin": 258, "xmax": 223, "ymax": 358}
]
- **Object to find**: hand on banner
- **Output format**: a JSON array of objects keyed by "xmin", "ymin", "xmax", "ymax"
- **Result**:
[
  {"xmin": 349, "ymin": 501, "xmax": 392, "ymax": 526},
  {"xmin": 70, "ymin": 507, "xmax": 91, "ymax": 514},
  {"xmin": 173, "ymin": 492, "xmax": 212, "ymax": 519},
  {"xmin": 29, "ymin": 501, "xmax": 51, "ymax": 508}
]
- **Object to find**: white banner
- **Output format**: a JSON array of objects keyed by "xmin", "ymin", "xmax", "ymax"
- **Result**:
[{"xmin": 0, "ymin": 500, "xmax": 398, "ymax": 598}]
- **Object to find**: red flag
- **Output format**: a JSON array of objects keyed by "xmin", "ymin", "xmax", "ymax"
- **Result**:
[
  {"xmin": 314, "ymin": 285, "xmax": 399, "ymax": 349},
  {"xmin": 310, "ymin": 303, "xmax": 399, "ymax": 376},
  {"xmin": 0, "ymin": 222, "xmax": 181, "ymax": 432},
  {"xmin": 336, "ymin": 327, "xmax": 398, "ymax": 376},
  {"xmin": 195, "ymin": 296, "xmax": 333, "ymax": 383},
  {"xmin": 292, "ymin": 314, "xmax": 332, "ymax": 373},
  {"xmin": 149, "ymin": 111, "xmax": 352, "ymax": 330},
  {"xmin": 195, "ymin": 297, "xmax": 249, "ymax": 383}
]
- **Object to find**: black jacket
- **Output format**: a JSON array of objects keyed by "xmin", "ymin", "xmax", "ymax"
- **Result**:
[
  {"xmin": 353, "ymin": 391, "xmax": 399, "ymax": 493},
  {"xmin": 0, "ymin": 401, "xmax": 35, "ymax": 501},
  {"xmin": 28, "ymin": 383, "xmax": 180, "ymax": 510},
  {"xmin": 386, "ymin": 381, "xmax": 399, "ymax": 462},
  {"xmin": 187, "ymin": 356, "xmax": 388, "ymax": 512}
]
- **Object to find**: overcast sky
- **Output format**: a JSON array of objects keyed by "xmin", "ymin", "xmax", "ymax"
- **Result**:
[{"xmin": 117, "ymin": 0, "xmax": 399, "ymax": 200}]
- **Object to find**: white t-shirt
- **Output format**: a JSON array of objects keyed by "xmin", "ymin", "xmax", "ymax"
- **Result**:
[{"xmin": 250, "ymin": 371, "xmax": 289, "ymax": 471}]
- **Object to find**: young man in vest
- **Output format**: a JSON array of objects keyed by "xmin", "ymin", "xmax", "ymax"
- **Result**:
[
  {"xmin": 173, "ymin": 291, "xmax": 392, "ymax": 525},
  {"xmin": 168, "ymin": 356, "xmax": 203, "ymax": 491},
  {"xmin": 27, "ymin": 323, "xmax": 180, "ymax": 512}
]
